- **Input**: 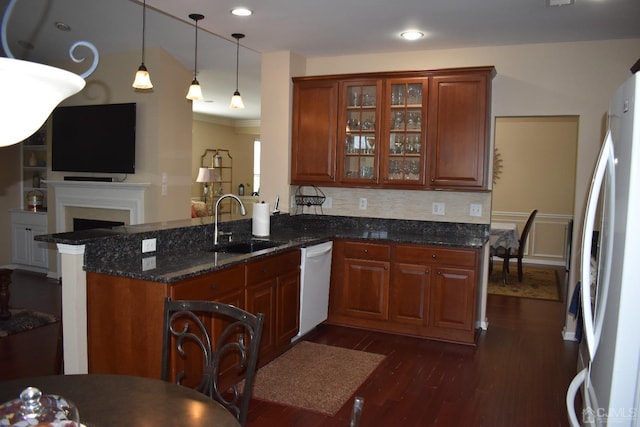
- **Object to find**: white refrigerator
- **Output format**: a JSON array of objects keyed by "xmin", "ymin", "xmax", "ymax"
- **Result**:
[{"xmin": 566, "ymin": 72, "xmax": 640, "ymax": 426}]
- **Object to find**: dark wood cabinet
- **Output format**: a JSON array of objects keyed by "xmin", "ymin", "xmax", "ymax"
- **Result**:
[
  {"xmin": 291, "ymin": 66, "xmax": 495, "ymax": 191},
  {"xmin": 427, "ymin": 71, "xmax": 493, "ymax": 189},
  {"xmin": 328, "ymin": 240, "xmax": 479, "ymax": 345},
  {"xmin": 246, "ymin": 250, "xmax": 301, "ymax": 362},
  {"xmin": 329, "ymin": 240, "xmax": 390, "ymax": 326},
  {"xmin": 291, "ymin": 79, "xmax": 339, "ymax": 184},
  {"xmin": 87, "ymin": 250, "xmax": 300, "ymax": 379},
  {"xmin": 389, "ymin": 262, "xmax": 430, "ymax": 327}
]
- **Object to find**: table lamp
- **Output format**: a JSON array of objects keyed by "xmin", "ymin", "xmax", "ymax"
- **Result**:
[{"xmin": 196, "ymin": 167, "xmax": 216, "ymax": 215}]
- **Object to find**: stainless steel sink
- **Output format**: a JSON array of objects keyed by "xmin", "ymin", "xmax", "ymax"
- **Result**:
[{"xmin": 207, "ymin": 240, "xmax": 285, "ymax": 254}]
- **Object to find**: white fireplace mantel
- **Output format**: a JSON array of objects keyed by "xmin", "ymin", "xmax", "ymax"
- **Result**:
[{"xmin": 45, "ymin": 180, "xmax": 150, "ymax": 233}]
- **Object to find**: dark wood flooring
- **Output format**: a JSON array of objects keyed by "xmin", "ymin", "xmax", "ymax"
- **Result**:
[{"xmin": 0, "ymin": 267, "xmax": 578, "ymax": 427}]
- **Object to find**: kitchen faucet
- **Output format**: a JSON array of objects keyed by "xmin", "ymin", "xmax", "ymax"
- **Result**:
[{"xmin": 214, "ymin": 193, "xmax": 247, "ymax": 246}]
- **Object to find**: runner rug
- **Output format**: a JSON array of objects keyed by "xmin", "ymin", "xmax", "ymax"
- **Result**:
[
  {"xmin": 0, "ymin": 308, "xmax": 58, "ymax": 337},
  {"xmin": 249, "ymin": 341, "xmax": 384, "ymax": 415}
]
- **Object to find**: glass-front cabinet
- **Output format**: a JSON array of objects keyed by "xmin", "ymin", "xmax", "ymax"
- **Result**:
[
  {"xmin": 383, "ymin": 78, "xmax": 427, "ymax": 186},
  {"xmin": 338, "ymin": 77, "xmax": 428, "ymax": 188},
  {"xmin": 339, "ymin": 80, "xmax": 381, "ymax": 184}
]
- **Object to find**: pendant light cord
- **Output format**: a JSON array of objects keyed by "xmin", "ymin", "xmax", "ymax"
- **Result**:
[
  {"xmin": 193, "ymin": 17, "xmax": 200, "ymax": 79},
  {"xmin": 235, "ymin": 36, "xmax": 239, "ymax": 91},
  {"xmin": 141, "ymin": 0, "xmax": 146, "ymax": 64}
]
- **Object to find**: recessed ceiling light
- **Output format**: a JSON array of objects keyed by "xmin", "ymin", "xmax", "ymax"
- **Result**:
[
  {"xmin": 231, "ymin": 7, "xmax": 253, "ymax": 17},
  {"xmin": 54, "ymin": 21, "xmax": 71, "ymax": 32},
  {"xmin": 400, "ymin": 31, "xmax": 424, "ymax": 41}
]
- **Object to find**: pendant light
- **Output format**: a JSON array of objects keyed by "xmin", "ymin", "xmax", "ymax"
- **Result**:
[
  {"xmin": 229, "ymin": 33, "xmax": 245, "ymax": 109},
  {"xmin": 186, "ymin": 13, "xmax": 204, "ymax": 101},
  {"xmin": 132, "ymin": 0, "xmax": 153, "ymax": 89}
]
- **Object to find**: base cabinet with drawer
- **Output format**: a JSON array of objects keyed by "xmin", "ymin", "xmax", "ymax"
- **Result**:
[{"xmin": 329, "ymin": 240, "xmax": 479, "ymax": 344}]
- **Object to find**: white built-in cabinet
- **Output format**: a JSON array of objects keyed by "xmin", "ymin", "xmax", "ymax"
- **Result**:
[{"xmin": 10, "ymin": 210, "xmax": 49, "ymax": 272}]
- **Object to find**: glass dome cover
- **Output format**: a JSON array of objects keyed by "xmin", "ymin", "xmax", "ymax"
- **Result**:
[{"xmin": 0, "ymin": 387, "xmax": 80, "ymax": 426}]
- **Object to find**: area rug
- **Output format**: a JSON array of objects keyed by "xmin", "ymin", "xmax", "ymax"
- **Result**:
[
  {"xmin": 249, "ymin": 341, "xmax": 384, "ymax": 415},
  {"xmin": 488, "ymin": 266, "xmax": 561, "ymax": 301},
  {"xmin": 0, "ymin": 308, "xmax": 58, "ymax": 337}
]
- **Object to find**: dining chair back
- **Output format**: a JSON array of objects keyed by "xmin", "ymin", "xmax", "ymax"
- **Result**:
[
  {"xmin": 492, "ymin": 209, "xmax": 538, "ymax": 282},
  {"xmin": 161, "ymin": 299, "xmax": 264, "ymax": 427}
]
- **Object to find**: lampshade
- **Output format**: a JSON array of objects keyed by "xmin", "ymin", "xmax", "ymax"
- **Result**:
[
  {"xmin": 133, "ymin": 64, "xmax": 153, "ymax": 89},
  {"xmin": 230, "ymin": 91, "xmax": 245, "ymax": 109},
  {"xmin": 196, "ymin": 167, "xmax": 216, "ymax": 183},
  {"xmin": 187, "ymin": 79, "xmax": 203, "ymax": 101},
  {"xmin": 132, "ymin": 0, "xmax": 153, "ymax": 89},
  {"xmin": 0, "ymin": 57, "xmax": 85, "ymax": 147}
]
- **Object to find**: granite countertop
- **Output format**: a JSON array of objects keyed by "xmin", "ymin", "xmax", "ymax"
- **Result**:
[{"xmin": 38, "ymin": 214, "xmax": 489, "ymax": 283}]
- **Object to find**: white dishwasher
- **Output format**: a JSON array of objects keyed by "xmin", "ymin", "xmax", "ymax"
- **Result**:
[{"xmin": 292, "ymin": 240, "xmax": 333, "ymax": 341}]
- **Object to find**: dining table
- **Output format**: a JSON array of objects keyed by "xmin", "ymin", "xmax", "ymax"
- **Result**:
[
  {"xmin": 0, "ymin": 374, "xmax": 241, "ymax": 427},
  {"xmin": 489, "ymin": 222, "xmax": 520, "ymax": 284}
]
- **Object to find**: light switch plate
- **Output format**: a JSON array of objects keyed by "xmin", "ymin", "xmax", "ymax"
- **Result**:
[{"xmin": 359, "ymin": 198, "xmax": 367, "ymax": 210}]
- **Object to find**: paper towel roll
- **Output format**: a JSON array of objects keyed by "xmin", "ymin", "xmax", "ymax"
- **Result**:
[{"xmin": 252, "ymin": 202, "xmax": 270, "ymax": 237}]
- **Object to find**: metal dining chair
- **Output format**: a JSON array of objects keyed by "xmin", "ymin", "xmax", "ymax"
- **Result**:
[{"xmin": 161, "ymin": 298, "xmax": 264, "ymax": 427}]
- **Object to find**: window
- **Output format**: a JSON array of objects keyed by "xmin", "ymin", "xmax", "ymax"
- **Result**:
[{"xmin": 253, "ymin": 140, "xmax": 261, "ymax": 195}]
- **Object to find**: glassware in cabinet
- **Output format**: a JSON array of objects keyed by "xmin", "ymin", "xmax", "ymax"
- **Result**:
[
  {"xmin": 383, "ymin": 80, "xmax": 427, "ymax": 184},
  {"xmin": 340, "ymin": 81, "xmax": 381, "ymax": 183}
]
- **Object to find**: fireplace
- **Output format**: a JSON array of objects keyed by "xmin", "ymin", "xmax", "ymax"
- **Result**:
[{"xmin": 46, "ymin": 180, "xmax": 150, "ymax": 233}]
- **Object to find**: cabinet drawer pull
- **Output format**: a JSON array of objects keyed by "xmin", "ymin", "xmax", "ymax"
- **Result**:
[
  {"xmin": 431, "ymin": 254, "xmax": 437, "ymax": 259},
  {"xmin": 210, "ymin": 284, "xmax": 218, "ymax": 290},
  {"xmin": 437, "ymin": 271, "xmax": 442, "ymax": 275},
  {"xmin": 425, "ymin": 270, "xmax": 429, "ymax": 274},
  {"xmin": 363, "ymin": 249, "xmax": 368, "ymax": 253}
]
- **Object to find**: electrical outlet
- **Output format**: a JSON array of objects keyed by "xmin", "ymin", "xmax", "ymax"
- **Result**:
[
  {"xmin": 359, "ymin": 198, "xmax": 367, "ymax": 210},
  {"xmin": 142, "ymin": 256, "xmax": 156, "ymax": 271},
  {"xmin": 432, "ymin": 202, "xmax": 445, "ymax": 215},
  {"xmin": 142, "ymin": 238, "xmax": 156, "ymax": 253},
  {"xmin": 470, "ymin": 203, "xmax": 482, "ymax": 217},
  {"xmin": 323, "ymin": 197, "xmax": 332, "ymax": 209}
]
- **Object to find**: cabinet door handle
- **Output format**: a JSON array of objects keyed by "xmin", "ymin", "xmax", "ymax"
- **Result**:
[
  {"xmin": 431, "ymin": 254, "xmax": 437, "ymax": 259},
  {"xmin": 363, "ymin": 249, "xmax": 368, "ymax": 253},
  {"xmin": 437, "ymin": 271, "xmax": 442, "ymax": 275},
  {"xmin": 210, "ymin": 284, "xmax": 218, "ymax": 290},
  {"xmin": 425, "ymin": 270, "xmax": 430, "ymax": 274}
]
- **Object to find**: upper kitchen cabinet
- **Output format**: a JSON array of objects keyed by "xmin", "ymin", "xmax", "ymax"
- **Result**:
[
  {"xmin": 427, "ymin": 69, "xmax": 496, "ymax": 189},
  {"xmin": 291, "ymin": 79, "xmax": 339, "ymax": 184},
  {"xmin": 291, "ymin": 66, "xmax": 495, "ymax": 191}
]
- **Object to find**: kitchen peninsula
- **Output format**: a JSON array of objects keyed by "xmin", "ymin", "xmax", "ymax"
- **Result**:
[{"xmin": 38, "ymin": 213, "xmax": 488, "ymax": 378}]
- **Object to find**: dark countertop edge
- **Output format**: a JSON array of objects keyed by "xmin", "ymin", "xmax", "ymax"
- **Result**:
[{"xmin": 85, "ymin": 234, "xmax": 487, "ymax": 283}]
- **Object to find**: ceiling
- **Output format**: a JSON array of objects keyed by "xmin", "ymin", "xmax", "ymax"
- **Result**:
[{"xmin": 2, "ymin": 0, "xmax": 639, "ymax": 122}]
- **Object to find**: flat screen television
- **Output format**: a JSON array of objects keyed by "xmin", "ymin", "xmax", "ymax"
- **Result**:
[{"xmin": 52, "ymin": 103, "xmax": 136, "ymax": 174}]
